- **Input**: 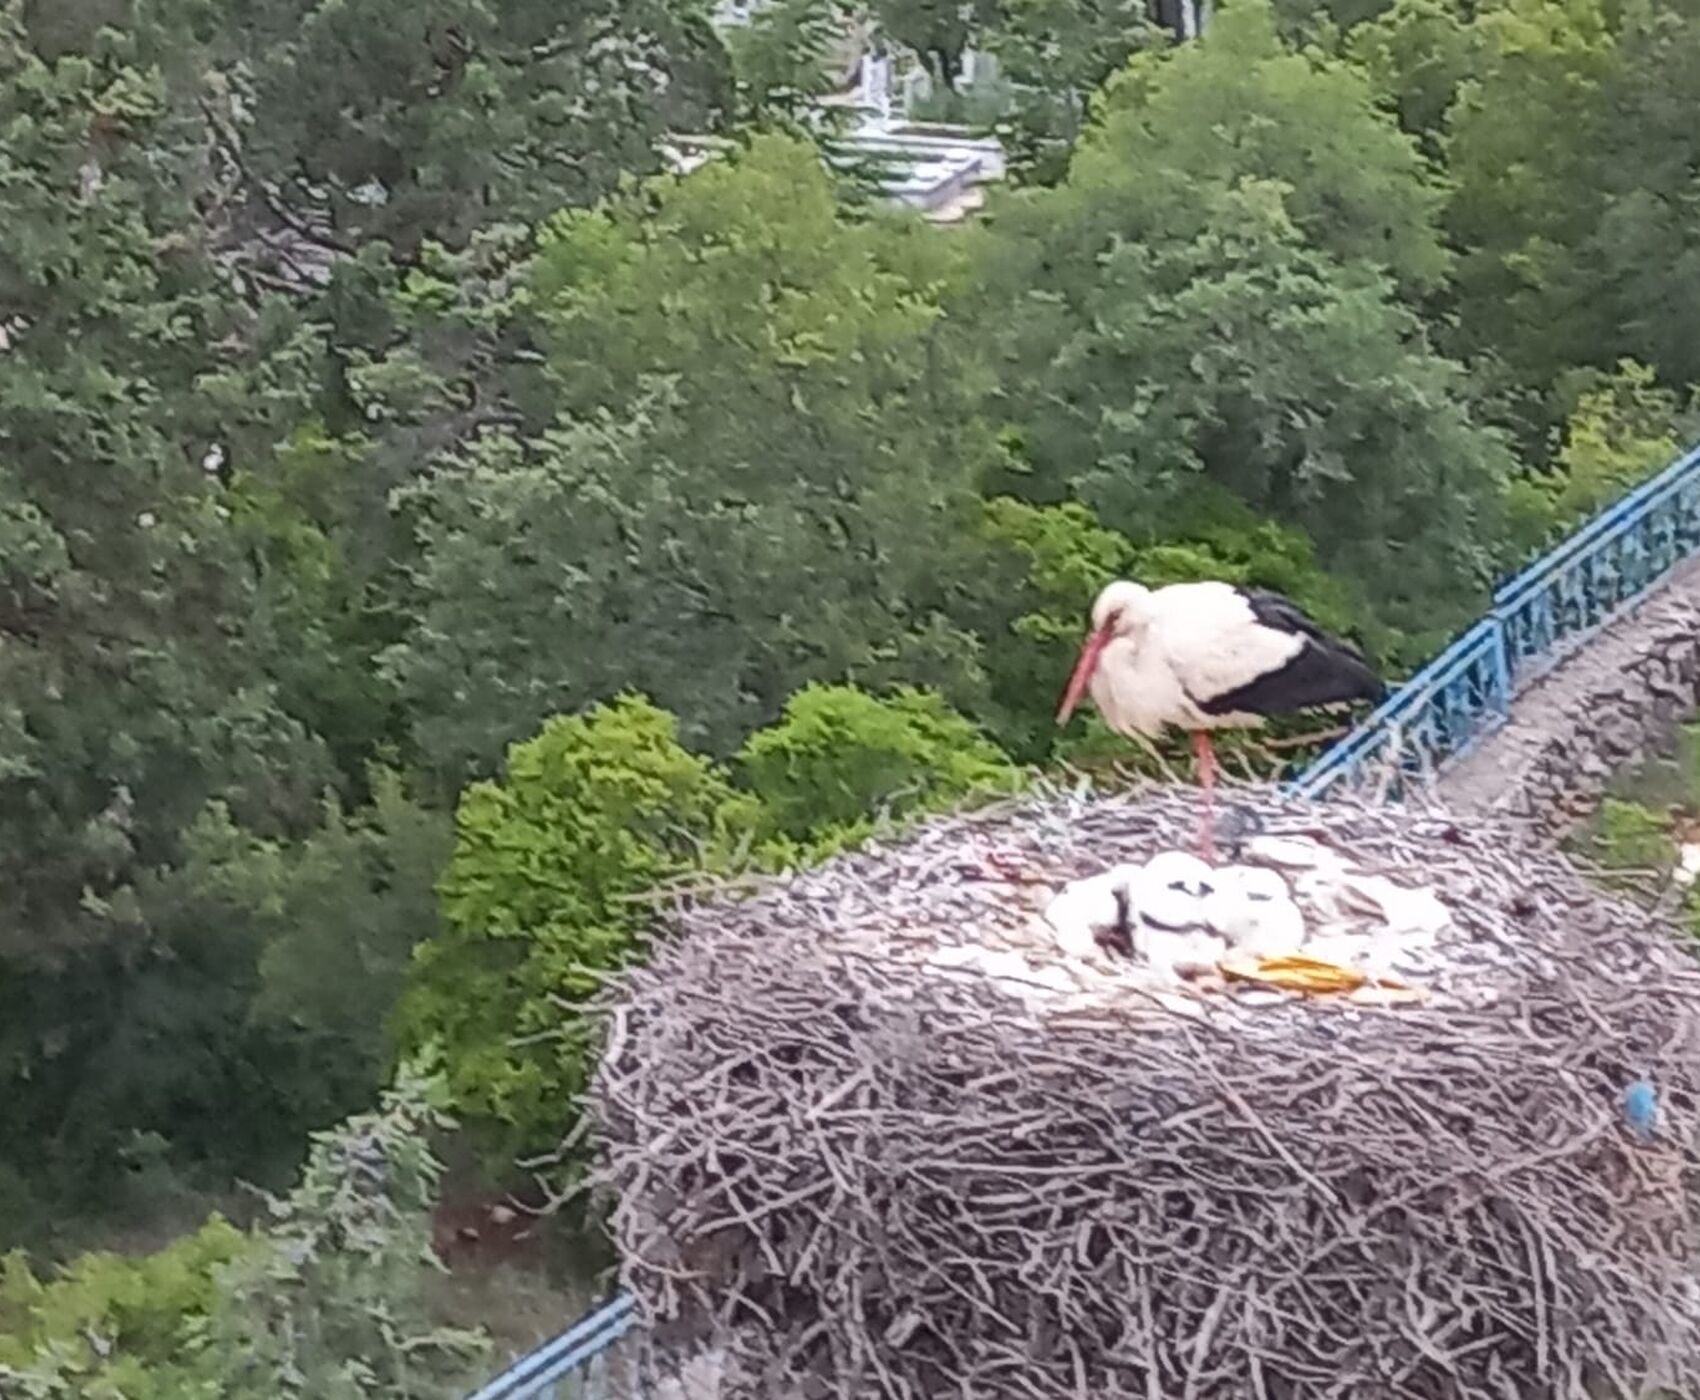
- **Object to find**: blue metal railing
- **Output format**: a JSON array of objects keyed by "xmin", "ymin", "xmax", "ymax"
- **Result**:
[
  {"xmin": 466, "ymin": 1294, "xmax": 639, "ymax": 1400},
  {"xmin": 468, "ymin": 442, "xmax": 1700, "ymax": 1399},
  {"xmin": 1293, "ymin": 440, "xmax": 1700, "ymax": 801}
]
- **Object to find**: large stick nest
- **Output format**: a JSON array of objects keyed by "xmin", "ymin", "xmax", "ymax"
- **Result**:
[{"xmin": 590, "ymin": 786, "xmax": 1700, "ymax": 1398}]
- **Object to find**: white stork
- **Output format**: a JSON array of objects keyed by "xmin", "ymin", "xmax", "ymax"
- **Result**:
[{"xmin": 1054, "ymin": 579, "xmax": 1384, "ymax": 860}]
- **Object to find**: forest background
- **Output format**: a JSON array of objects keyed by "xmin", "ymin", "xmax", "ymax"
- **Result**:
[{"xmin": 4, "ymin": 0, "xmax": 1700, "ymax": 1390}]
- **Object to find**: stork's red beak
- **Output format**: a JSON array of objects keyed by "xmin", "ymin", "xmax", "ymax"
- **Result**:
[{"xmin": 1056, "ymin": 625, "xmax": 1111, "ymax": 725}]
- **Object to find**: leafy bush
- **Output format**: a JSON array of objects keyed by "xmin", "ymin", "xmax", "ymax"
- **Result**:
[
  {"xmin": 197, "ymin": 1069, "xmax": 486, "ymax": 1400},
  {"xmin": 966, "ymin": 498, "xmax": 1134, "ymax": 759},
  {"xmin": 400, "ymin": 687, "xmax": 1020, "ymax": 1155},
  {"xmin": 1504, "ymin": 360, "xmax": 1689, "ymax": 559},
  {"xmin": 738, "ymin": 684, "xmax": 1023, "ymax": 862},
  {"xmin": 0, "ymin": 1070, "xmax": 482, "ymax": 1400},
  {"xmin": 0, "ymin": 1218, "xmax": 246, "ymax": 1398},
  {"xmin": 397, "ymin": 696, "xmax": 750, "ymax": 1156}
]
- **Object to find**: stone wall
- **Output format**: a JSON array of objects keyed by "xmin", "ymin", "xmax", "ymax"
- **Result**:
[{"xmin": 1435, "ymin": 558, "xmax": 1700, "ymax": 843}]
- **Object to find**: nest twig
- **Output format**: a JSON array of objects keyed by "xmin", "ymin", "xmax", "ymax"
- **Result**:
[{"xmin": 588, "ymin": 785, "xmax": 1700, "ymax": 1399}]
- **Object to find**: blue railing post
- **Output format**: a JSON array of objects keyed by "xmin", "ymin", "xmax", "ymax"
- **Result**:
[
  {"xmin": 1488, "ymin": 615, "xmax": 1512, "ymax": 717},
  {"xmin": 465, "ymin": 1294, "xmax": 639, "ymax": 1400}
]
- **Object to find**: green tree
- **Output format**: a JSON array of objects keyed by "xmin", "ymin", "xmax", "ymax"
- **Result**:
[
  {"xmin": 737, "ymin": 684, "xmax": 1022, "ymax": 860},
  {"xmin": 1503, "ymin": 360, "xmax": 1690, "ymax": 557},
  {"xmin": 1348, "ymin": 0, "xmax": 1700, "ymax": 433},
  {"xmin": 980, "ymin": 0, "xmax": 1511, "ymax": 649},
  {"xmin": 0, "ymin": 1, "xmax": 410, "ymax": 1213},
  {"xmin": 0, "ymin": 18, "xmax": 445, "ymax": 1183},
  {"xmin": 1269, "ymin": 0, "xmax": 1399, "ymax": 38},
  {"xmin": 0, "ymin": 5, "xmax": 331, "ymax": 958},
  {"xmin": 11, "ymin": 774, "xmax": 450, "ymax": 1224},
  {"xmin": 225, "ymin": 0, "xmax": 733, "ymax": 256},
  {"xmin": 1440, "ymin": 0, "xmax": 1618, "ymax": 396},
  {"xmin": 249, "ymin": 774, "xmax": 453, "ymax": 1077},
  {"xmin": 1346, "ymin": 0, "xmax": 1481, "ymax": 152},
  {"xmin": 1351, "ymin": 0, "xmax": 1700, "ymax": 441},
  {"xmin": 726, "ymin": 0, "xmax": 856, "ymax": 118},
  {"xmin": 397, "ymin": 697, "xmax": 748, "ymax": 1154},
  {"xmin": 1069, "ymin": 0, "xmax": 1451, "ymax": 292},
  {"xmin": 1564, "ymin": 0, "xmax": 1700, "ymax": 393},
  {"xmin": 980, "ymin": 0, "xmax": 1161, "ymax": 181},
  {"xmin": 871, "ymin": 0, "xmax": 1000, "ymax": 89},
  {"xmin": 389, "ymin": 135, "xmax": 1002, "ymax": 782}
]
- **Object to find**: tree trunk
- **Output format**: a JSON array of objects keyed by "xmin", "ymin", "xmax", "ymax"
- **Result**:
[{"xmin": 929, "ymin": 45, "xmax": 962, "ymax": 93}]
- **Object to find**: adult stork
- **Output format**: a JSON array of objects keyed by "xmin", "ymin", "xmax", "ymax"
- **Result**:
[{"xmin": 1054, "ymin": 579, "xmax": 1384, "ymax": 860}]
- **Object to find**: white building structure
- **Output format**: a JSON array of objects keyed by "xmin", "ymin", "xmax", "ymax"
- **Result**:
[{"xmin": 700, "ymin": 0, "xmax": 1206, "ymax": 220}]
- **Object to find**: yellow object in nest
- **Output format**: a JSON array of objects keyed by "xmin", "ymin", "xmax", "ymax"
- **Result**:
[{"xmin": 1219, "ymin": 952, "xmax": 1423, "ymax": 1003}]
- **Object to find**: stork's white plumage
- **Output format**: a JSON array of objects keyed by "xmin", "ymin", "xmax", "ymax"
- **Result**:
[
  {"xmin": 1056, "ymin": 579, "xmax": 1383, "ymax": 859},
  {"xmin": 1130, "ymin": 854, "xmax": 1225, "ymax": 982},
  {"xmin": 1042, "ymin": 864, "xmax": 1144, "ymax": 961},
  {"xmin": 1203, "ymin": 865, "xmax": 1306, "ymax": 959}
]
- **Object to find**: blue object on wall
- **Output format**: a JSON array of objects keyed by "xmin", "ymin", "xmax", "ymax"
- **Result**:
[{"xmin": 1624, "ymin": 1079, "xmax": 1659, "ymax": 1142}]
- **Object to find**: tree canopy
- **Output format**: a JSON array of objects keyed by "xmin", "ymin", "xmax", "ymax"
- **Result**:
[
  {"xmin": 390, "ymin": 135, "xmax": 1003, "ymax": 775},
  {"xmin": 975, "ymin": 2, "xmax": 1512, "ymax": 653}
]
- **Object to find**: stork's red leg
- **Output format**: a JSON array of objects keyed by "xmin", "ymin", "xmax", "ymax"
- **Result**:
[{"xmin": 1191, "ymin": 730, "xmax": 1217, "ymax": 864}]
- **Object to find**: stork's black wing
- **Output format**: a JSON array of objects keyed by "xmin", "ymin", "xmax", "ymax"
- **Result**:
[{"xmin": 1196, "ymin": 588, "xmax": 1385, "ymax": 718}]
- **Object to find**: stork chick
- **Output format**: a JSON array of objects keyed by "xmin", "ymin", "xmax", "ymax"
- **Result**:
[
  {"xmin": 1202, "ymin": 865, "xmax": 1306, "ymax": 959},
  {"xmin": 1044, "ymin": 864, "xmax": 1143, "ymax": 961},
  {"xmin": 1132, "ymin": 852, "xmax": 1225, "ymax": 982}
]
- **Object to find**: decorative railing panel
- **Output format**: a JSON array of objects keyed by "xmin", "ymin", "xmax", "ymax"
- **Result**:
[
  {"xmin": 1294, "ymin": 440, "xmax": 1700, "ymax": 802},
  {"xmin": 1286, "ymin": 620, "xmax": 1510, "ymax": 804}
]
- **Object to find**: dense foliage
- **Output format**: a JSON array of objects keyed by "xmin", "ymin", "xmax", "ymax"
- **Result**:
[
  {"xmin": 0, "ymin": 1070, "xmax": 482, "ymax": 1398},
  {"xmin": 5, "ymin": 0, "xmax": 1700, "ymax": 1383},
  {"xmin": 401, "ymin": 688, "xmax": 1020, "ymax": 1157}
]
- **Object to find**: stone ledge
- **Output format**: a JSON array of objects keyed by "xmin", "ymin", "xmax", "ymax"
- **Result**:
[{"xmin": 1436, "ymin": 557, "xmax": 1700, "ymax": 843}]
